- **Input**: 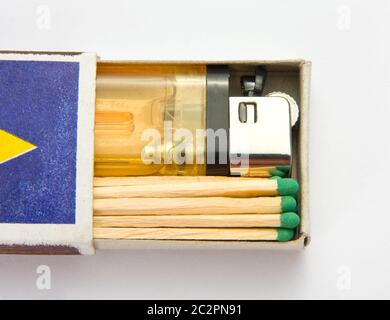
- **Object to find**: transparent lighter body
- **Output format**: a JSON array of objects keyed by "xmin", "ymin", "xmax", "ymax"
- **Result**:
[{"xmin": 94, "ymin": 64, "xmax": 206, "ymax": 176}]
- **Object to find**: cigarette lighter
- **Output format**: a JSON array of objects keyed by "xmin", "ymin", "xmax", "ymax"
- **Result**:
[{"xmin": 94, "ymin": 64, "xmax": 297, "ymax": 178}]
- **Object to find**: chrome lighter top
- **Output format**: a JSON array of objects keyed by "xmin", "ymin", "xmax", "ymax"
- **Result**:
[{"xmin": 229, "ymin": 96, "xmax": 292, "ymax": 177}]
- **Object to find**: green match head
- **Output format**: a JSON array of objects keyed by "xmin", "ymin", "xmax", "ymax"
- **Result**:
[
  {"xmin": 276, "ymin": 228, "xmax": 295, "ymax": 242},
  {"xmin": 270, "ymin": 176, "xmax": 282, "ymax": 180},
  {"xmin": 269, "ymin": 169, "xmax": 286, "ymax": 177},
  {"xmin": 280, "ymin": 212, "xmax": 300, "ymax": 229},
  {"xmin": 276, "ymin": 165, "xmax": 290, "ymax": 173},
  {"xmin": 281, "ymin": 196, "xmax": 297, "ymax": 212},
  {"xmin": 277, "ymin": 178, "xmax": 299, "ymax": 196}
]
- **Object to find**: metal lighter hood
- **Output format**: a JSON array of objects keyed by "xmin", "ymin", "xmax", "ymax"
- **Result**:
[{"xmin": 229, "ymin": 96, "xmax": 292, "ymax": 176}]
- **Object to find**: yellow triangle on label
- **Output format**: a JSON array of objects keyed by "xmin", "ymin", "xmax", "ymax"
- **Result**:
[{"xmin": 0, "ymin": 129, "xmax": 37, "ymax": 165}]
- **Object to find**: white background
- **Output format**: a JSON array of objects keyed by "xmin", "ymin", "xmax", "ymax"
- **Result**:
[{"xmin": 0, "ymin": 0, "xmax": 389, "ymax": 299}]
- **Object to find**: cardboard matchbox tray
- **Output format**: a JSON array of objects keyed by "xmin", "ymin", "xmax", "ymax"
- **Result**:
[{"xmin": 0, "ymin": 51, "xmax": 311, "ymax": 254}]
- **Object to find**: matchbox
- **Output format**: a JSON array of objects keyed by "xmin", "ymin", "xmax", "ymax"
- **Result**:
[{"xmin": 0, "ymin": 51, "xmax": 310, "ymax": 254}]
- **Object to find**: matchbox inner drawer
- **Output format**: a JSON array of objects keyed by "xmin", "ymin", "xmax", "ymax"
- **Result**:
[{"xmin": 92, "ymin": 60, "xmax": 311, "ymax": 250}]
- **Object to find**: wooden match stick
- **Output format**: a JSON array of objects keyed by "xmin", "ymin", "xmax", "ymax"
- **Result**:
[
  {"xmin": 93, "ymin": 196, "xmax": 296, "ymax": 215},
  {"xmin": 93, "ymin": 227, "xmax": 295, "ymax": 242},
  {"xmin": 93, "ymin": 212, "xmax": 300, "ymax": 229},
  {"xmin": 93, "ymin": 178, "xmax": 298, "ymax": 198},
  {"xmin": 93, "ymin": 176, "xmax": 267, "ymax": 187}
]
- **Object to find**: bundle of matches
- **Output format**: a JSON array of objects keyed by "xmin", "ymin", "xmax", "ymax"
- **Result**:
[{"xmin": 93, "ymin": 176, "xmax": 300, "ymax": 242}]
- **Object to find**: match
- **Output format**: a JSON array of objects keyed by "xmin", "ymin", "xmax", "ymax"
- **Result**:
[
  {"xmin": 93, "ymin": 212, "xmax": 300, "ymax": 229},
  {"xmin": 93, "ymin": 177, "xmax": 299, "ymax": 198},
  {"xmin": 93, "ymin": 196, "xmax": 297, "ymax": 216},
  {"xmin": 93, "ymin": 227, "xmax": 295, "ymax": 242}
]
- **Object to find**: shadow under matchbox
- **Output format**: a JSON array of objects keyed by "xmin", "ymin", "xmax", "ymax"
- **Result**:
[{"xmin": 0, "ymin": 51, "xmax": 310, "ymax": 254}]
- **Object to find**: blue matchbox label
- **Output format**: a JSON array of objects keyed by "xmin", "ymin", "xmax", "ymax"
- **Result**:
[{"xmin": 0, "ymin": 60, "xmax": 80, "ymax": 224}]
